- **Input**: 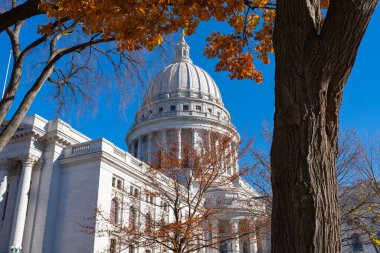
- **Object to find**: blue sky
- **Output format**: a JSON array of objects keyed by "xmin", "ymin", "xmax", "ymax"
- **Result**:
[{"xmin": 0, "ymin": 7, "xmax": 379, "ymax": 151}]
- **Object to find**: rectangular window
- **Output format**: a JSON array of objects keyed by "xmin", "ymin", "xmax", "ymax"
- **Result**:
[
  {"xmin": 116, "ymin": 179, "xmax": 123, "ymax": 190},
  {"xmin": 208, "ymin": 108, "xmax": 212, "ymax": 113},
  {"xmin": 170, "ymin": 105, "xmax": 176, "ymax": 111},
  {"xmin": 183, "ymin": 105, "xmax": 189, "ymax": 111},
  {"xmin": 150, "ymin": 196, "xmax": 154, "ymax": 204},
  {"xmin": 162, "ymin": 201, "xmax": 168, "ymax": 212},
  {"xmin": 159, "ymin": 107, "xmax": 164, "ymax": 113},
  {"xmin": 130, "ymin": 185, "xmax": 140, "ymax": 198},
  {"xmin": 195, "ymin": 105, "xmax": 202, "ymax": 111},
  {"xmin": 112, "ymin": 176, "xmax": 123, "ymax": 190},
  {"xmin": 110, "ymin": 239, "xmax": 117, "ymax": 253}
]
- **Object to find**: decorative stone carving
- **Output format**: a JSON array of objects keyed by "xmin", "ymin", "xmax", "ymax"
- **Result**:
[
  {"xmin": 23, "ymin": 153, "xmax": 39, "ymax": 166},
  {"xmin": 10, "ymin": 246, "xmax": 21, "ymax": 253}
]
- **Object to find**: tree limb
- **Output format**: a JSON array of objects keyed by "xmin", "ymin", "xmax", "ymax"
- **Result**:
[{"xmin": 0, "ymin": 0, "xmax": 43, "ymax": 33}]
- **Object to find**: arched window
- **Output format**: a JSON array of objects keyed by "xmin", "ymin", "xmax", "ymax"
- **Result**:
[
  {"xmin": 129, "ymin": 206, "xmax": 136, "ymax": 228},
  {"xmin": 352, "ymin": 233, "xmax": 363, "ymax": 253},
  {"xmin": 110, "ymin": 198, "xmax": 119, "ymax": 224}
]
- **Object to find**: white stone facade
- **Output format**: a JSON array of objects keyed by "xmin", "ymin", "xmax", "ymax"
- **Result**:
[{"xmin": 0, "ymin": 38, "xmax": 262, "ymax": 253}]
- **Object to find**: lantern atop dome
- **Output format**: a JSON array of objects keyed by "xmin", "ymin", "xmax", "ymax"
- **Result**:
[{"xmin": 173, "ymin": 30, "xmax": 192, "ymax": 63}]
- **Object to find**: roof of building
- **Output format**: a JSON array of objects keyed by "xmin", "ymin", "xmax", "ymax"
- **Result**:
[{"xmin": 142, "ymin": 37, "xmax": 223, "ymax": 106}]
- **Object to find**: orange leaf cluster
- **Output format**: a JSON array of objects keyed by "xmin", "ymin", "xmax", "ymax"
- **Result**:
[
  {"xmin": 39, "ymin": 0, "xmax": 275, "ymax": 82},
  {"xmin": 204, "ymin": 32, "xmax": 262, "ymax": 82}
]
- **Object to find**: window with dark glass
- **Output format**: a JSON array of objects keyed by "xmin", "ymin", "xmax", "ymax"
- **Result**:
[
  {"xmin": 110, "ymin": 238, "xmax": 117, "ymax": 253},
  {"xmin": 110, "ymin": 198, "xmax": 119, "ymax": 224},
  {"xmin": 220, "ymin": 242, "xmax": 228, "ymax": 253},
  {"xmin": 170, "ymin": 105, "xmax": 176, "ymax": 111},
  {"xmin": 129, "ymin": 206, "xmax": 136, "ymax": 228},
  {"xmin": 159, "ymin": 107, "xmax": 164, "ymax": 113},
  {"xmin": 116, "ymin": 180, "xmax": 122, "ymax": 190},
  {"xmin": 242, "ymin": 241, "xmax": 249, "ymax": 253},
  {"xmin": 196, "ymin": 105, "xmax": 202, "ymax": 111},
  {"xmin": 130, "ymin": 186, "xmax": 134, "ymax": 195},
  {"xmin": 183, "ymin": 105, "xmax": 189, "ymax": 111},
  {"xmin": 145, "ymin": 212, "xmax": 152, "ymax": 232},
  {"xmin": 208, "ymin": 108, "xmax": 212, "ymax": 113},
  {"xmin": 112, "ymin": 176, "xmax": 123, "ymax": 190},
  {"xmin": 134, "ymin": 188, "xmax": 139, "ymax": 198}
]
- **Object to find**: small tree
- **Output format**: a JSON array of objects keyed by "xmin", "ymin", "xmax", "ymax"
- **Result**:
[{"xmin": 94, "ymin": 132, "xmax": 261, "ymax": 253}]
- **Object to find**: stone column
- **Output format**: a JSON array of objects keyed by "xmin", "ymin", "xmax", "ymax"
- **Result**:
[
  {"xmin": 0, "ymin": 172, "xmax": 8, "ymax": 223},
  {"xmin": 192, "ymin": 128, "xmax": 197, "ymax": 149},
  {"xmin": 230, "ymin": 219, "xmax": 240, "ymax": 253},
  {"xmin": 210, "ymin": 219, "xmax": 219, "ymax": 253},
  {"xmin": 233, "ymin": 143, "xmax": 239, "ymax": 174},
  {"xmin": 207, "ymin": 130, "xmax": 212, "ymax": 153},
  {"xmin": 250, "ymin": 233, "xmax": 258, "ymax": 253},
  {"xmin": 137, "ymin": 136, "xmax": 143, "ymax": 160},
  {"xmin": 228, "ymin": 143, "xmax": 233, "ymax": 175},
  {"xmin": 147, "ymin": 133, "xmax": 153, "ymax": 163},
  {"xmin": 249, "ymin": 219, "xmax": 258, "ymax": 253},
  {"xmin": 131, "ymin": 140, "xmax": 136, "ymax": 158},
  {"xmin": 176, "ymin": 128, "xmax": 182, "ymax": 160},
  {"xmin": 0, "ymin": 159, "xmax": 10, "ymax": 223},
  {"xmin": 10, "ymin": 154, "xmax": 38, "ymax": 253},
  {"xmin": 161, "ymin": 130, "xmax": 167, "ymax": 150}
]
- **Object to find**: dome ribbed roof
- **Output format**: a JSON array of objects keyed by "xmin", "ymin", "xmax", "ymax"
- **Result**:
[{"xmin": 142, "ymin": 38, "xmax": 223, "ymax": 106}]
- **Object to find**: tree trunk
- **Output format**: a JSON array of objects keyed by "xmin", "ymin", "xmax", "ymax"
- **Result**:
[{"xmin": 270, "ymin": 0, "xmax": 378, "ymax": 252}]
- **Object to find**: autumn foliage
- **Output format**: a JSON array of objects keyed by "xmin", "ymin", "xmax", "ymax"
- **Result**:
[{"xmin": 33, "ymin": 0, "xmax": 277, "ymax": 82}]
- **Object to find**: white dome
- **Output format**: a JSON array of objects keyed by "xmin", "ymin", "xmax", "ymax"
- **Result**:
[
  {"xmin": 143, "ymin": 62, "xmax": 223, "ymax": 105},
  {"xmin": 126, "ymin": 37, "xmax": 239, "ymax": 155},
  {"xmin": 143, "ymin": 40, "xmax": 223, "ymax": 106}
]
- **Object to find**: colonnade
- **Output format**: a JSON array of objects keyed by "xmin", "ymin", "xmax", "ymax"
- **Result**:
[
  {"xmin": 130, "ymin": 128, "xmax": 239, "ymax": 173},
  {"xmin": 209, "ymin": 219, "xmax": 258, "ymax": 253}
]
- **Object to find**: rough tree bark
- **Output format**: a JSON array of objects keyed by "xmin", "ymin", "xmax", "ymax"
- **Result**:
[{"xmin": 270, "ymin": 0, "xmax": 378, "ymax": 252}]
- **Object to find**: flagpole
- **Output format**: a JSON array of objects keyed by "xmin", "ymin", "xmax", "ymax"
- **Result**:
[{"xmin": 2, "ymin": 50, "xmax": 12, "ymax": 99}]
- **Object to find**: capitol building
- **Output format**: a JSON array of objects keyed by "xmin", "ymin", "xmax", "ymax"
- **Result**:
[{"xmin": 0, "ymin": 38, "xmax": 265, "ymax": 253}]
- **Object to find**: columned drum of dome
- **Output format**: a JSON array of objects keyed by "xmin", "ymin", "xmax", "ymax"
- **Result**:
[{"xmin": 126, "ymin": 37, "xmax": 240, "ymax": 164}]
